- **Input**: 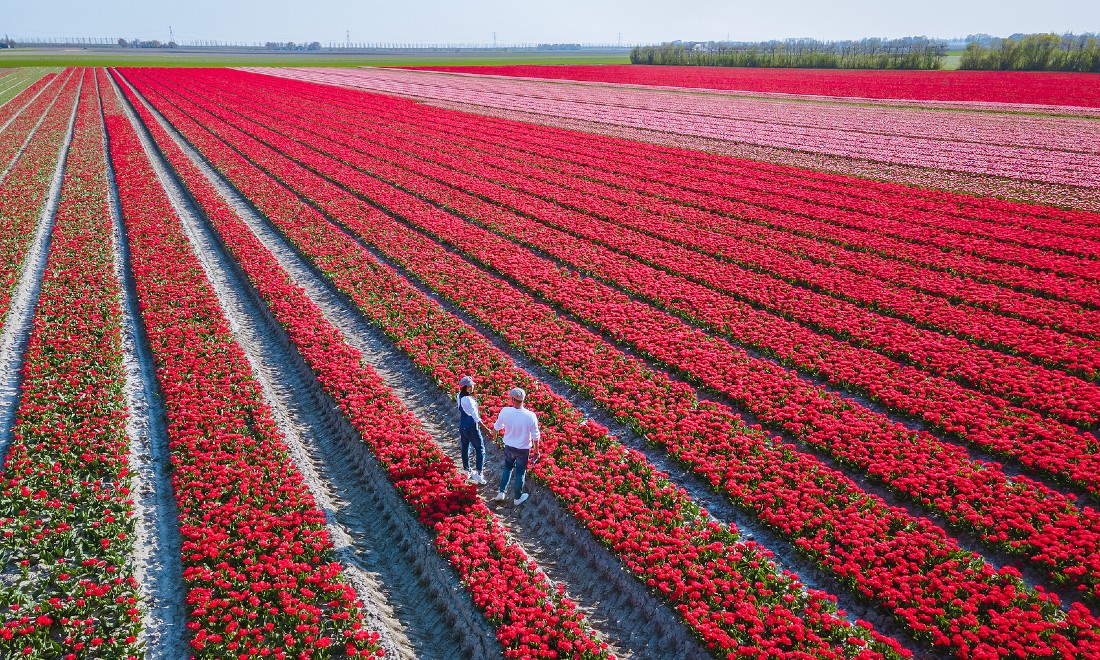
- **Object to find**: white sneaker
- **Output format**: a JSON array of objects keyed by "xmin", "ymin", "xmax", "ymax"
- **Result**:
[
  {"xmin": 514, "ymin": 493, "xmax": 529, "ymax": 506},
  {"xmin": 493, "ymin": 491, "xmax": 506, "ymax": 502},
  {"xmin": 466, "ymin": 469, "xmax": 476, "ymax": 481},
  {"xmin": 474, "ymin": 472, "xmax": 487, "ymax": 485}
]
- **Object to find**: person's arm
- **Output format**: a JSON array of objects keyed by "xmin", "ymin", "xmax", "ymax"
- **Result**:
[
  {"xmin": 493, "ymin": 409, "xmax": 506, "ymax": 440},
  {"xmin": 530, "ymin": 417, "xmax": 541, "ymax": 456},
  {"xmin": 468, "ymin": 398, "xmax": 492, "ymax": 435}
]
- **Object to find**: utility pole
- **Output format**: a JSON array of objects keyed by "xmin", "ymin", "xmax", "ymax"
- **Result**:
[
  {"xmin": 346, "ymin": 29, "xmax": 350, "ymax": 48},
  {"xmin": 169, "ymin": 25, "xmax": 174, "ymax": 42},
  {"xmin": 618, "ymin": 32, "xmax": 622, "ymax": 47},
  {"xmin": 493, "ymin": 31, "xmax": 497, "ymax": 48}
]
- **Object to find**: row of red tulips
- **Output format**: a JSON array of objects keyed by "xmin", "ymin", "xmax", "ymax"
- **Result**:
[
  {"xmin": 166, "ymin": 68, "xmax": 1100, "ymax": 596},
  {"xmin": 0, "ymin": 69, "xmax": 79, "ymax": 323},
  {"xmin": 392, "ymin": 137, "xmax": 1100, "ymax": 381},
  {"xmin": 211, "ymin": 77, "xmax": 1100, "ymax": 477},
  {"xmin": 430, "ymin": 81, "xmax": 1100, "ymax": 234},
  {"xmin": 97, "ymin": 69, "xmax": 382, "ymax": 659},
  {"xmin": 121, "ymin": 66, "xmax": 907, "ymax": 659},
  {"xmin": 265, "ymin": 66, "xmax": 1100, "ymax": 236},
  {"xmin": 274, "ymin": 69, "xmax": 1100, "ymax": 260},
  {"xmin": 111, "ymin": 67, "xmax": 613, "ymax": 660},
  {"xmin": 404, "ymin": 65, "xmax": 1100, "ymax": 110},
  {"xmin": 281, "ymin": 68, "xmax": 1100, "ymax": 190},
  {"xmin": 202, "ymin": 66, "xmax": 1100, "ymax": 594},
  {"xmin": 199, "ymin": 73, "xmax": 1100, "ymax": 426},
  {"xmin": 328, "ymin": 98, "xmax": 1100, "ymax": 338},
  {"xmin": 126, "ymin": 66, "xmax": 1099, "ymax": 658},
  {"xmin": 296, "ymin": 75, "xmax": 1100, "ymax": 309},
  {"xmin": 251, "ymin": 71, "xmax": 1100, "ymax": 274},
  {"xmin": 1, "ymin": 69, "xmax": 142, "ymax": 660}
]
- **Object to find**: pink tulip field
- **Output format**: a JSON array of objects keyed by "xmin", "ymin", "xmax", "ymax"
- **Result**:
[{"xmin": 0, "ymin": 63, "xmax": 1098, "ymax": 659}]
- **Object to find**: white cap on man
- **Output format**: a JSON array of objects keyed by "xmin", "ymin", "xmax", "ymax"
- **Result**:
[
  {"xmin": 508, "ymin": 387, "xmax": 526, "ymax": 402},
  {"xmin": 459, "ymin": 376, "xmax": 475, "ymax": 388}
]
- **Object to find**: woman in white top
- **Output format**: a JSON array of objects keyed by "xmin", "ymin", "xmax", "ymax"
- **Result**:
[{"xmin": 457, "ymin": 376, "xmax": 493, "ymax": 484}]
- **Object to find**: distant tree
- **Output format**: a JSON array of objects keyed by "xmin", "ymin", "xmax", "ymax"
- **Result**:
[
  {"xmin": 308, "ymin": 41, "xmax": 321, "ymax": 50},
  {"xmin": 964, "ymin": 33, "xmax": 996, "ymax": 47},
  {"xmin": 960, "ymin": 33, "xmax": 1100, "ymax": 72},
  {"xmin": 118, "ymin": 38, "xmax": 128, "ymax": 47},
  {"xmin": 631, "ymin": 37, "xmax": 946, "ymax": 69}
]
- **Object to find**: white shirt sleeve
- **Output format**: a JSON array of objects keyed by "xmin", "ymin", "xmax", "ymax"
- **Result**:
[
  {"xmin": 459, "ymin": 395, "xmax": 479, "ymax": 420},
  {"xmin": 494, "ymin": 408, "xmax": 506, "ymax": 431}
]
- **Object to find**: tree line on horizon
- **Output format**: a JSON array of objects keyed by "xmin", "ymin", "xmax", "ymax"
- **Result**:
[
  {"xmin": 632, "ymin": 34, "xmax": 1100, "ymax": 71},
  {"xmin": 959, "ymin": 33, "xmax": 1100, "ymax": 72},
  {"xmin": 630, "ymin": 37, "xmax": 946, "ymax": 70}
]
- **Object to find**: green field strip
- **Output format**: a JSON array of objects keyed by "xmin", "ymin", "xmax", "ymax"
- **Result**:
[
  {"xmin": 0, "ymin": 68, "xmax": 54, "ymax": 108},
  {"xmin": 0, "ymin": 50, "xmax": 628, "ymax": 68}
]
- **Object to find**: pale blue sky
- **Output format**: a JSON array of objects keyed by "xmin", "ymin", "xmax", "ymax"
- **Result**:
[{"xmin": 4, "ymin": 0, "xmax": 1098, "ymax": 45}]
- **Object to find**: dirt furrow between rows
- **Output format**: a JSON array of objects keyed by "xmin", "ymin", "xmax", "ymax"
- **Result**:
[
  {"xmin": 100, "ymin": 77, "xmax": 190, "ymax": 659},
  {"xmin": 0, "ymin": 73, "xmax": 80, "ymax": 463},
  {"xmin": 123, "ymin": 74, "xmax": 717, "ymax": 659},
  {"xmin": 114, "ymin": 74, "xmax": 500, "ymax": 660}
]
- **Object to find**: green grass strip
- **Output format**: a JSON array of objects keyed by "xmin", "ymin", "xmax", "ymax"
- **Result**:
[
  {"xmin": 0, "ymin": 68, "xmax": 54, "ymax": 109},
  {"xmin": 0, "ymin": 51, "xmax": 628, "ymax": 68}
]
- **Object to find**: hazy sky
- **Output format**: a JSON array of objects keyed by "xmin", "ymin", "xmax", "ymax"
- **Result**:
[{"xmin": 5, "ymin": 0, "xmax": 1098, "ymax": 45}]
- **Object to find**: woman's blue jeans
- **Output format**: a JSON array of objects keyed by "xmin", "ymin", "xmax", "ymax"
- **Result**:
[{"xmin": 460, "ymin": 424, "xmax": 484, "ymax": 472}]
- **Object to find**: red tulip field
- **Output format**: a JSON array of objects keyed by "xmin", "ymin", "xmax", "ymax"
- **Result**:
[
  {"xmin": 0, "ymin": 64, "xmax": 1098, "ymax": 659},
  {"xmin": 399, "ymin": 64, "xmax": 1100, "ymax": 108}
]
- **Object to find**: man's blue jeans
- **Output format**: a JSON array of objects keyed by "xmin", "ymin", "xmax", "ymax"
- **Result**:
[{"xmin": 499, "ymin": 445, "xmax": 530, "ymax": 499}]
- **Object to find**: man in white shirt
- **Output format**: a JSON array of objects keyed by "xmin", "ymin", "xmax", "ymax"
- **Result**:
[{"xmin": 493, "ymin": 387, "xmax": 540, "ymax": 506}]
